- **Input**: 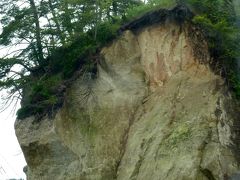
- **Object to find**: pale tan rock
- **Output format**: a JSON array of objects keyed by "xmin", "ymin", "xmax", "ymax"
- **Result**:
[{"xmin": 15, "ymin": 21, "xmax": 240, "ymax": 180}]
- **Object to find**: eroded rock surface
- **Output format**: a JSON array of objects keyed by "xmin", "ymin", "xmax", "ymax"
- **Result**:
[{"xmin": 15, "ymin": 16, "xmax": 240, "ymax": 180}]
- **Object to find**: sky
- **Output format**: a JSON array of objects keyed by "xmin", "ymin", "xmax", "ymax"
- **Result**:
[
  {"xmin": 0, "ymin": 15, "xmax": 27, "ymax": 180},
  {"xmin": 0, "ymin": 99, "xmax": 26, "ymax": 180}
]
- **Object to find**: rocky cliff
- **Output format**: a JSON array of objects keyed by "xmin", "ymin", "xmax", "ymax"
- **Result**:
[{"xmin": 15, "ymin": 6, "xmax": 240, "ymax": 180}]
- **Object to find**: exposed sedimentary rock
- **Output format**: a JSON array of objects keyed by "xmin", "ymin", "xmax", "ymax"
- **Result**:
[{"xmin": 15, "ymin": 7, "xmax": 240, "ymax": 180}]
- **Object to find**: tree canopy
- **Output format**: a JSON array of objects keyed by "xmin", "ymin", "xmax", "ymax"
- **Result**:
[{"xmin": 0, "ymin": 0, "xmax": 142, "ymax": 116}]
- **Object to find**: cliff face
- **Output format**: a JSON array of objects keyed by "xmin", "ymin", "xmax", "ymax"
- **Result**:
[{"xmin": 15, "ymin": 11, "xmax": 240, "ymax": 180}]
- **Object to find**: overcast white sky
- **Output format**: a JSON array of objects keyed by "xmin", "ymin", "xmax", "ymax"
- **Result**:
[
  {"xmin": 0, "ymin": 16, "xmax": 27, "ymax": 179},
  {"xmin": 0, "ymin": 100, "xmax": 26, "ymax": 180}
]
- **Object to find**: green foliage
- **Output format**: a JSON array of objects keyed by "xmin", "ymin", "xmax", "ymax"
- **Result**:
[
  {"xmin": 47, "ymin": 20, "xmax": 121, "ymax": 78},
  {"xmin": 0, "ymin": 0, "xmax": 140, "ymax": 119},
  {"xmin": 17, "ymin": 74, "xmax": 62, "ymax": 119},
  {"xmin": 0, "ymin": 0, "xmax": 142, "ymax": 85},
  {"xmin": 187, "ymin": 0, "xmax": 240, "ymax": 97},
  {"xmin": 126, "ymin": 3, "xmax": 154, "ymax": 20},
  {"xmin": 126, "ymin": 0, "xmax": 176, "ymax": 20},
  {"xmin": 94, "ymin": 21, "xmax": 121, "ymax": 46},
  {"xmin": 48, "ymin": 33, "xmax": 94, "ymax": 76}
]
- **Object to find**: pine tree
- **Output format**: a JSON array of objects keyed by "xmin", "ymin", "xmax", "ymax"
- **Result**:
[{"xmin": 0, "ymin": 0, "xmax": 142, "ymax": 113}]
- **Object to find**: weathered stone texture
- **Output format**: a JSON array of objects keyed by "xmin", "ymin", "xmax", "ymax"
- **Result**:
[{"xmin": 15, "ymin": 21, "xmax": 240, "ymax": 180}]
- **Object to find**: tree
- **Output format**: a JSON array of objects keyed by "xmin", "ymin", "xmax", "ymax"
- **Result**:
[{"xmin": 0, "ymin": 0, "xmax": 142, "ymax": 115}]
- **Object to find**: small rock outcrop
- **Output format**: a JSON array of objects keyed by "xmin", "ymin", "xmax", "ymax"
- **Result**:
[{"xmin": 15, "ymin": 6, "xmax": 240, "ymax": 180}]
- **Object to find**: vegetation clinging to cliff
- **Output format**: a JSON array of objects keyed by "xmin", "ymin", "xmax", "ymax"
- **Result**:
[
  {"xmin": 0, "ymin": 0, "xmax": 142, "ymax": 119},
  {"xmin": 109, "ymin": 0, "xmax": 240, "ymax": 97},
  {"xmin": 189, "ymin": 0, "xmax": 240, "ymax": 97},
  {"xmin": 0, "ymin": 0, "xmax": 239, "ymax": 119}
]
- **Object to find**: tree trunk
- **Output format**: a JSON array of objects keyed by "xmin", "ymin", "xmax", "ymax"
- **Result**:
[
  {"xmin": 29, "ymin": 0, "xmax": 44, "ymax": 65},
  {"xmin": 94, "ymin": 0, "xmax": 104, "ymax": 40},
  {"xmin": 48, "ymin": 0, "xmax": 65, "ymax": 45},
  {"xmin": 112, "ymin": 0, "xmax": 118, "ymax": 16},
  {"xmin": 62, "ymin": 0, "xmax": 73, "ymax": 38}
]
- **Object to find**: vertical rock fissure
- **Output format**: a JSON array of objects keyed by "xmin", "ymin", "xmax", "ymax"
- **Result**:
[
  {"xmin": 114, "ymin": 102, "xmax": 146, "ymax": 179},
  {"xmin": 215, "ymin": 98, "xmax": 227, "ymax": 178},
  {"xmin": 130, "ymin": 136, "xmax": 154, "ymax": 180},
  {"xmin": 200, "ymin": 169, "xmax": 216, "ymax": 180},
  {"xmin": 129, "ymin": 154, "xmax": 144, "ymax": 180}
]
